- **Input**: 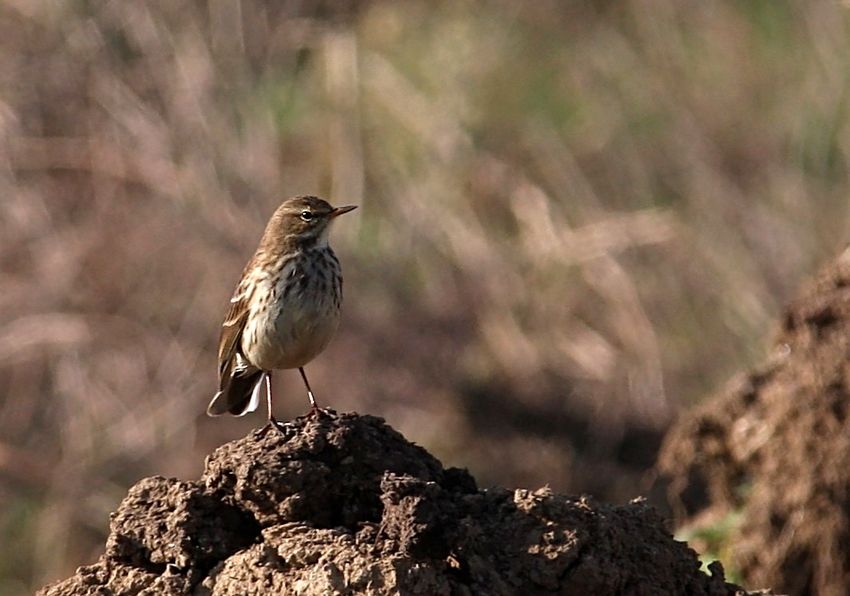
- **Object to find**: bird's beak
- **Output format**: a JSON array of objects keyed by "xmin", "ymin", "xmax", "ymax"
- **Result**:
[{"xmin": 330, "ymin": 205, "xmax": 358, "ymax": 218}]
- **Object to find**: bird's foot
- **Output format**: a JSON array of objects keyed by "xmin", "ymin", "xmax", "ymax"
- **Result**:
[
  {"xmin": 265, "ymin": 416, "xmax": 289, "ymax": 435},
  {"xmin": 307, "ymin": 404, "xmax": 334, "ymax": 418}
]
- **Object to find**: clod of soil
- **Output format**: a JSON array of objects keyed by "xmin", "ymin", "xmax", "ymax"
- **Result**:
[
  {"xmin": 40, "ymin": 411, "xmax": 760, "ymax": 595},
  {"xmin": 659, "ymin": 248, "xmax": 850, "ymax": 596}
]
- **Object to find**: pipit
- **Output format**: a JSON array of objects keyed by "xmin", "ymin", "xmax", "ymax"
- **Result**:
[{"xmin": 206, "ymin": 196, "xmax": 357, "ymax": 427}]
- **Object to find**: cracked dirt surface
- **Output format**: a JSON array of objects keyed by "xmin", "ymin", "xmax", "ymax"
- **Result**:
[{"xmin": 39, "ymin": 411, "xmax": 761, "ymax": 595}]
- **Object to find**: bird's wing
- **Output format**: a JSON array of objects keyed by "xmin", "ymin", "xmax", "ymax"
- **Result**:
[{"xmin": 217, "ymin": 277, "xmax": 253, "ymax": 384}]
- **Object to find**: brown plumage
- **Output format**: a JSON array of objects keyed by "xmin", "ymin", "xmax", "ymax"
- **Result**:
[{"xmin": 206, "ymin": 196, "xmax": 356, "ymax": 425}]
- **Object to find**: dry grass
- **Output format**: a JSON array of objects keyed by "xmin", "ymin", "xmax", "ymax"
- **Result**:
[{"xmin": 1, "ymin": 0, "xmax": 849, "ymax": 592}]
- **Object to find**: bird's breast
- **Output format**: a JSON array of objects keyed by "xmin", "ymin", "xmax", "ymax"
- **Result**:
[{"xmin": 241, "ymin": 248, "xmax": 342, "ymax": 370}]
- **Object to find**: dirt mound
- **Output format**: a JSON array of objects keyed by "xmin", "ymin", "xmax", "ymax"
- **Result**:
[
  {"xmin": 39, "ymin": 411, "xmax": 758, "ymax": 595},
  {"xmin": 659, "ymin": 248, "xmax": 850, "ymax": 596}
]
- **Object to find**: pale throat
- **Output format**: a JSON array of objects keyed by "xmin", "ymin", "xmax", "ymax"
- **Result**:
[
  {"xmin": 281, "ymin": 221, "xmax": 333, "ymax": 251},
  {"xmin": 315, "ymin": 223, "xmax": 331, "ymax": 248}
]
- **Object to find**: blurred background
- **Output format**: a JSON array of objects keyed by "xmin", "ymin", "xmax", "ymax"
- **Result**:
[{"xmin": 2, "ymin": 0, "xmax": 850, "ymax": 593}]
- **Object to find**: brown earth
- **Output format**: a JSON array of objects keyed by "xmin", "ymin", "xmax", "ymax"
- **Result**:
[
  {"xmin": 660, "ymin": 248, "xmax": 850, "ymax": 596},
  {"xmin": 39, "ymin": 411, "xmax": 761, "ymax": 595}
]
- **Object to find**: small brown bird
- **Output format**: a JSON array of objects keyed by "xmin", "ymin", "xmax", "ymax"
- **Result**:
[{"xmin": 206, "ymin": 196, "xmax": 357, "ymax": 427}]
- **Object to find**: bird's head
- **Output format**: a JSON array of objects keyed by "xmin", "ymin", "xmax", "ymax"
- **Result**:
[{"xmin": 267, "ymin": 195, "xmax": 357, "ymax": 248}]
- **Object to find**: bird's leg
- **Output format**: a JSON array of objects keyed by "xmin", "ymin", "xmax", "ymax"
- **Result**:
[
  {"xmin": 265, "ymin": 372, "xmax": 286, "ymax": 434},
  {"xmin": 299, "ymin": 367, "xmax": 330, "ymax": 416},
  {"xmin": 299, "ymin": 367, "xmax": 318, "ymax": 408},
  {"xmin": 265, "ymin": 372, "xmax": 274, "ymax": 421}
]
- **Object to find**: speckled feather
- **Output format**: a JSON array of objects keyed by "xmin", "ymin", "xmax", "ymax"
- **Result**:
[{"xmin": 207, "ymin": 196, "xmax": 351, "ymax": 417}]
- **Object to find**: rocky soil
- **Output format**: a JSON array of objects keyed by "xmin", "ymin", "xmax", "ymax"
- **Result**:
[
  {"xmin": 39, "ymin": 411, "xmax": 761, "ymax": 595},
  {"xmin": 660, "ymin": 248, "xmax": 850, "ymax": 596}
]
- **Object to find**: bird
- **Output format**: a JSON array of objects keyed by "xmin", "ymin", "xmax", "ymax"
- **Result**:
[{"xmin": 206, "ymin": 195, "xmax": 357, "ymax": 428}]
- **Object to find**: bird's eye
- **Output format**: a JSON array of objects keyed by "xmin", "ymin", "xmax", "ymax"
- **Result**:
[{"xmin": 300, "ymin": 211, "xmax": 313, "ymax": 221}]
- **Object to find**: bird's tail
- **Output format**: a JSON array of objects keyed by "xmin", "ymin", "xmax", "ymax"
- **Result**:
[{"xmin": 206, "ymin": 369, "xmax": 265, "ymax": 417}]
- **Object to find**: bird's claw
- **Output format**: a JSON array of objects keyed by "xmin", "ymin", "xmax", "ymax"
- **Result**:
[
  {"xmin": 307, "ymin": 405, "xmax": 334, "ymax": 418},
  {"xmin": 265, "ymin": 416, "xmax": 289, "ymax": 435}
]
